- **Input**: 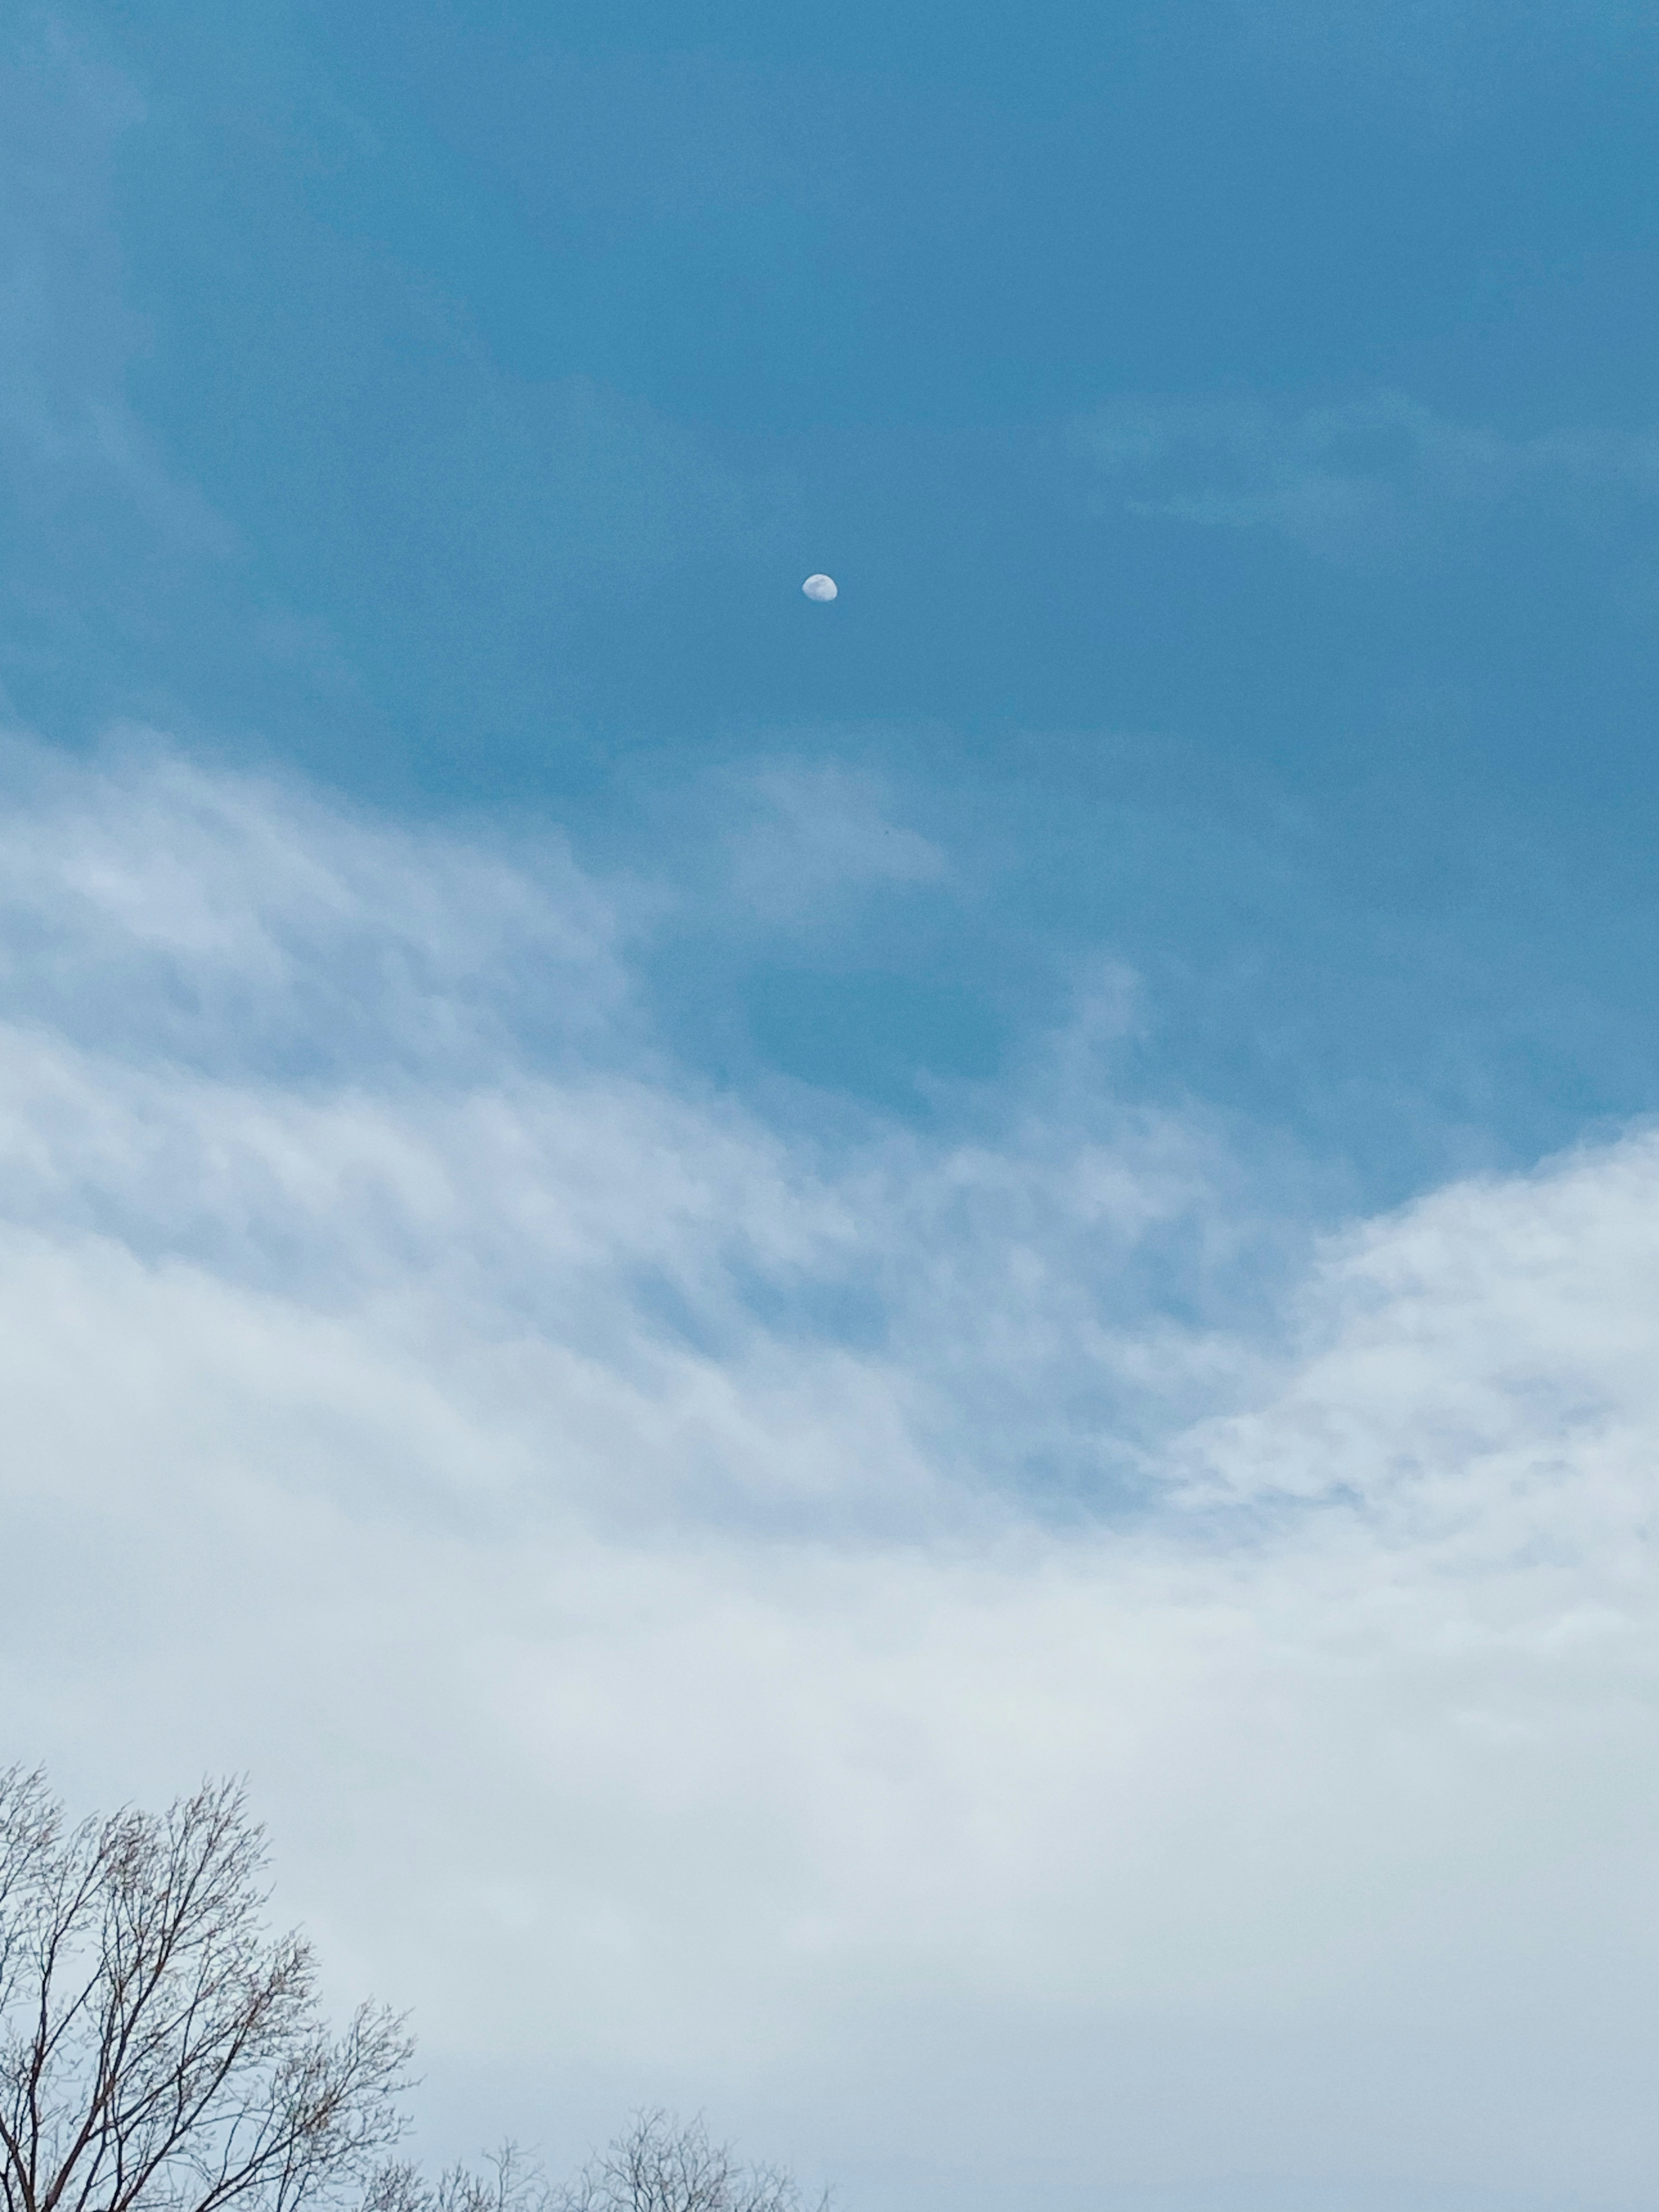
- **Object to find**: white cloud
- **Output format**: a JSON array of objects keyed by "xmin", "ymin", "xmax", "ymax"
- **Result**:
[{"xmin": 4, "ymin": 737, "xmax": 1659, "ymax": 2210}]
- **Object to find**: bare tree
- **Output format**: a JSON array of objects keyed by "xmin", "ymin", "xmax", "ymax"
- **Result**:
[
  {"xmin": 550, "ymin": 2114, "xmax": 824, "ymax": 2212},
  {"xmin": 427, "ymin": 2146, "xmax": 547, "ymax": 2212},
  {"xmin": 0, "ymin": 1770, "xmax": 413, "ymax": 2212}
]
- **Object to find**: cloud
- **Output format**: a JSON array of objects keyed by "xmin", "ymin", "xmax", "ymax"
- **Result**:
[
  {"xmin": 1076, "ymin": 388, "xmax": 1659, "ymax": 567},
  {"xmin": 5, "ymin": 737, "xmax": 1659, "ymax": 2208},
  {"xmin": 726, "ymin": 764, "xmax": 949, "ymax": 925},
  {"xmin": 0, "ymin": 732, "xmax": 632, "ymax": 1075}
]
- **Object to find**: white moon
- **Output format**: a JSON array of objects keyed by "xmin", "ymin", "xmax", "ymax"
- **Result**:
[{"xmin": 801, "ymin": 573, "xmax": 838, "ymax": 601}]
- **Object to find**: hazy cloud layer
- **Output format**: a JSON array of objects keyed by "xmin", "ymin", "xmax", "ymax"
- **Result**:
[{"xmin": 4, "ymin": 738, "xmax": 1659, "ymax": 2212}]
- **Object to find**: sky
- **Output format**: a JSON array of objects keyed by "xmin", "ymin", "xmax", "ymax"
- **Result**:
[{"xmin": 3, "ymin": 3, "xmax": 1659, "ymax": 2208}]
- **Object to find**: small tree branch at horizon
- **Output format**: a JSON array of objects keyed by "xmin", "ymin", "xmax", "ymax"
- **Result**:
[
  {"xmin": 395, "ymin": 2116, "xmax": 828, "ymax": 2212},
  {"xmin": 0, "ymin": 1770, "xmax": 413, "ymax": 2212},
  {"xmin": 550, "ymin": 2112, "xmax": 827, "ymax": 2212}
]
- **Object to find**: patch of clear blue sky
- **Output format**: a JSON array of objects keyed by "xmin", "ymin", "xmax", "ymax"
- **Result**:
[{"xmin": 5, "ymin": 0, "xmax": 1659, "ymax": 1200}]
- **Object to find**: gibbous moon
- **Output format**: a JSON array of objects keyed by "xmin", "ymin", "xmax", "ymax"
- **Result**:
[{"xmin": 801, "ymin": 574, "xmax": 838, "ymax": 602}]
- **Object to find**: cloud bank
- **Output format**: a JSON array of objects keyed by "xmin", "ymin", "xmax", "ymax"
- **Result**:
[{"xmin": 3, "ymin": 736, "xmax": 1659, "ymax": 2212}]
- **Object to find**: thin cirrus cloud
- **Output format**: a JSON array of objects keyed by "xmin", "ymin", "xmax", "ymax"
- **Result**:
[
  {"xmin": 1075, "ymin": 388, "xmax": 1659, "ymax": 567},
  {"xmin": 725, "ymin": 763, "xmax": 949, "ymax": 923},
  {"xmin": 4, "ymin": 734, "xmax": 1659, "ymax": 2209}
]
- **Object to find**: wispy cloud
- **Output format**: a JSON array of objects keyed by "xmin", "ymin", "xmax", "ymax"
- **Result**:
[
  {"xmin": 1076, "ymin": 388, "xmax": 1659, "ymax": 566},
  {"xmin": 726, "ymin": 764, "xmax": 949, "ymax": 925},
  {"xmin": 4, "ymin": 735, "xmax": 1659, "ymax": 2207}
]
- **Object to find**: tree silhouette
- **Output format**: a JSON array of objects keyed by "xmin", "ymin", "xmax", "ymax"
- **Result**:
[{"xmin": 0, "ymin": 1770, "xmax": 412, "ymax": 2212}]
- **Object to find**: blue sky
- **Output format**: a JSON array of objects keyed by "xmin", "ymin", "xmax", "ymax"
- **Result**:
[
  {"xmin": 5, "ymin": 5, "xmax": 1659, "ymax": 2210},
  {"xmin": 10, "ymin": 0, "xmax": 1659, "ymax": 1183}
]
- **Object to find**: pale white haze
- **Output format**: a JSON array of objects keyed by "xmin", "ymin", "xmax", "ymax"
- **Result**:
[{"xmin": 5, "ymin": 734, "xmax": 1659, "ymax": 2212}]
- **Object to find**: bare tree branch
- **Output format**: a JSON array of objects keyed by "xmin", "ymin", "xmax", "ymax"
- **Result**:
[
  {"xmin": 0, "ymin": 1775, "xmax": 413, "ymax": 2212},
  {"xmin": 548, "ymin": 2114, "xmax": 826, "ymax": 2212}
]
